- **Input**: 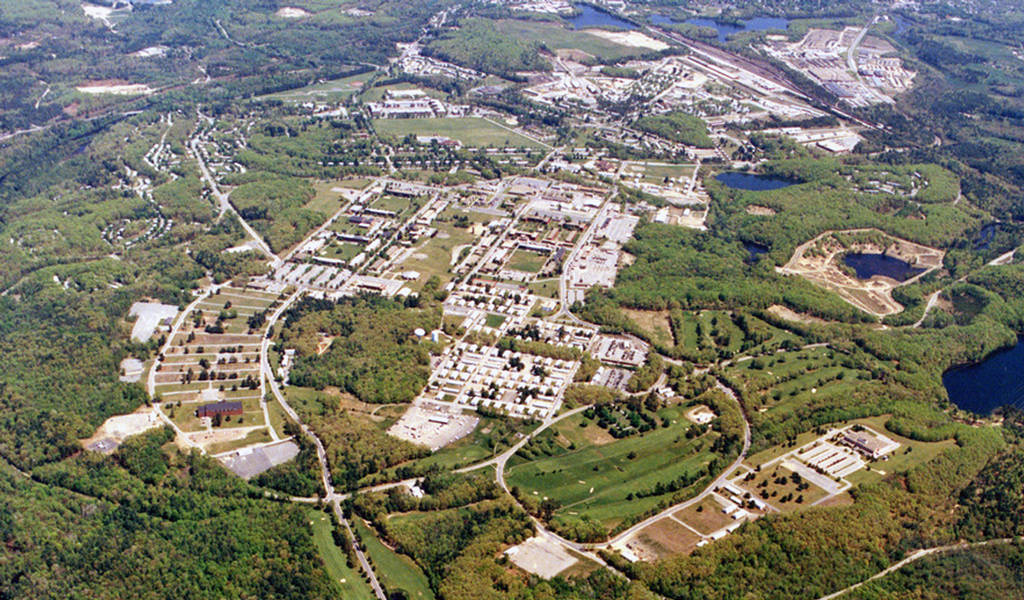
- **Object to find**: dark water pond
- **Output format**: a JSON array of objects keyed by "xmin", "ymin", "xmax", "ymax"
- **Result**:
[
  {"xmin": 566, "ymin": 4, "xmax": 637, "ymax": 30},
  {"xmin": 943, "ymin": 339, "xmax": 1024, "ymax": 416},
  {"xmin": 843, "ymin": 253, "xmax": 924, "ymax": 282},
  {"xmin": 743, "ymin": 241, "xmax": 769, "ymax": 262},
  {"xmin": 715, "ymin": 172, "xmax": 795, "ymax": 191},
  {"xmin": 683, "ymin": 17, "xmax": 790, "ymax": 42},
  {"xmin": 973, "ymin": 223, "xmax": 998, "ymax": 251}
]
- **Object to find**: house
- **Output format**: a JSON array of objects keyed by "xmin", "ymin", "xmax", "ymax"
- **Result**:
[{"xmin": 196, "ymin": 401, "xmax": 243, "ymax": 419}]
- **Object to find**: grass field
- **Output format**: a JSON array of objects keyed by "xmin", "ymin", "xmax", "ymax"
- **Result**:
[
  {"xmin": 492, "ymin": 19, "xmax": 644, "ymax": 61},
  {"xmin": 634, "ymin": 517, "xmax": 702, "ymax": 558},
  {"xmin": 307, "ymin": 509, "xmax": 376, "ymax": 600},
  {"xmin": 374, "ymin": 117, "xmax": 545, "ymax": 150},
  {"xmin": 528, "ymin": 278, "xmax": 560, "ymax": 299},
  {"xmin": 623, "ymin": 308, "xmax": 674, "ymax": 347},
  {"xmin": 262, "ymin": 71, "xmax": 374, "ymax": 103},
  {"xmin": 505, "ymin": 249, "xmax": 549, "ymax": 273},
  {"xmin": 305, "ymin": 181, "xmax": 347, "ymax": 215},
  {"xmin": 361, "ymin": 83, "xmax": 448, "ymax": 103},
  {"xmin": 621, "ymin": 162, "xmax": 697, "ymax": 186},
  {"xmin": 506, "ymin": 407, "xmax": 720, "ymax": 530},
  {"xmin": 396, "ymin": 221, "xmax": 477, "ymax": 291},
  {"xmin": 674, "ymin": 496, "xmax": 733, "ymax": 535},
  {"xmin": 353, "ymin": 519, "xmax": 435, "ymax": 600}
]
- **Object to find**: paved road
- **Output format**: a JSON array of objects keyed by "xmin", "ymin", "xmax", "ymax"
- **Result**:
[
  {"xmin": 260, "ymin": 291, "xmax": 388, "ymax": 600},
  {"xmin": 605, "ymin": 379, "xmax": 751, "ymax": 547}
]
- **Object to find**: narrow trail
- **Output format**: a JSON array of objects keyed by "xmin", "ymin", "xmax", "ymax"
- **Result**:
[{"xmin": 814, "ymin": 538, "xmax": 1014, "ymax": 600}]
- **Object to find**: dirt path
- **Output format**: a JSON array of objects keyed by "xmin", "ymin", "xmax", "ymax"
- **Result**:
[{"xmin": 814, "ymin": 538, "xmax": 1014, "ymax": 600}]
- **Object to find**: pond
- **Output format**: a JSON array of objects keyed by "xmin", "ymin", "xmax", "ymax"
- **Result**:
[
  {"xmin": 843, "ymin": 253, "xmax": 925, "ymax": 282},
  {"xmin": 566, "ymin": 4, "xmax": 637, "ymax": 30},
  {"xmin": 743, "ymin": 241, "xmax": 769, "ymax": 262},
  {"xmin": 714, "ymin": 172, "xmax": 795, "ymax": 191},
  {"xmin": 973, "ymin": 223, "xmax": 997, "ymax": 251},
  {"xmin": 943, "ymin": 338, "xmax": 1024, "ymax": 416},
  {"xmin": 683, "ymin": 17, "xmax": 791, "ymax": 42}
]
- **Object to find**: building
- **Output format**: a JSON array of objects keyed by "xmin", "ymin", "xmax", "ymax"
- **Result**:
[
  {"xmin": 196, "ymin": 401, "xmax": 243, "ymax": 419},
  {"xmin": 840, "ymin": 428, "xmax": 899, "ymax": 459}
]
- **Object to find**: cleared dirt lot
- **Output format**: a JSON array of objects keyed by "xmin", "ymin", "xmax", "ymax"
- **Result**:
[{"xmin": 777, "ymin": 229, "xmax": 944, "ymax": 317}]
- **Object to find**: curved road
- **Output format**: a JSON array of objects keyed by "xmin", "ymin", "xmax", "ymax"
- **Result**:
[
  {"xmin": 814, "ymin": 538, "xmax": 1013, "ymax": 600},
  {"xmin": 260, "ymin": 291, "xmax": 388, "ymax": 600}
]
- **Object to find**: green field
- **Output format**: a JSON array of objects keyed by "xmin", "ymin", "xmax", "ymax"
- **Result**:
[
  {"xmin": 505, "ymin": 249, "xmax": 549, "ymax": 273},
  {"xmin": 493, "ymin": 19, "xmax": 646, "ymax": 61},
  {"xmin": 506, "ymin": 406, "xmax": 720, "ymax": 530},
  {"xmin": 262, "ymin": 71, "xmax": 374, "ymax": 103},
  {"xmin": 307, "ymin": 509, "xmax": 376, "ymax": 600},
  {"xmin": 396, "ymin": 220, "xmax": 478, "ymax": 291},
  {"xmin": 725, "ymin": 346, "xmax": 871, "ymax": 418},
  {"xmin": 528, "ymin": 278, "xmax": 560, "ymax": 299},
  {"xmin": 374, "ymin": 117, "xmax": 545, "ymax": 150},
  {"xmin": 353, "ymin": 518, "xmax": 435, "ymax": 600}
]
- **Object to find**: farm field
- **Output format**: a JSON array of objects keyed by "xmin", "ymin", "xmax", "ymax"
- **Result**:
[{"xmin": 374, "ymin": 117, "xmax": 545, "ymax": 150}]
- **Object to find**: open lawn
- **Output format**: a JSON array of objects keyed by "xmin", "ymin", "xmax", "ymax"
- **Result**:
[
  {"xmin": 634, "ymin": 518, "xmax": 702, "ymax": 559},
  {"xmin": 207, "ymin": 428, "xmax": 273, "ymax": 455},
  {"xmin": 493, "ymin": 19, "xmax": 645, "ymax": 61},
  {"xmin": 354, "ymin": 519, "xmax": 435, "ymax": 600},
  {"xmin": 623, "ymin": 308, "xmax": 674, "ymax": 347},
  {"xmin": 740, "ymin": 463, "xmax": 828, "ymax": 511},
  {"xmin": 674, "ymin": 496, "xmax": 734, "ymax": 536},
  {"xmin": 374, "ymin": 117, "xmax": 545, "ymax": 150},
  {"xmin": 361, "ymin": 83, "xmax": 448, "ymax": 103},
  {"xmin": 397, "ymin": 222, "xmax": 477, "ymax": 291},
  {"xmin": 305, "ymin": 181, "xmax": 348, "ymax": 215},
  {"xmin": 372, "ymin": 194, "xmax": 422, "ymax": 217},
  {"xmin": 528, "ymin": 278, "xmax": 560, "ymax": 299},
  {"xmin": 307, "ymin": 509, "xmax": 376, "ymax": 600},
  {"xmin": 505, "ymin": 249, "xmax": 549, "ymax": 274},
  {"xmin": 262, "ymin": 71, "xmax": 374, "ymax": 103},
  {"xmin": 506, "ymin": 410, "xmax": 719, "ymax": 531}
]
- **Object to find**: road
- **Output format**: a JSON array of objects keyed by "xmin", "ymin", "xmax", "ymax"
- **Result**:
[
  {"xmin": 260, "ymin": 290, "xmax": 387, "ymax": 600},
  {"xmin": 148, "ymin": 289, "xmax": 214, "ymax": 453},
  {"xmin": 188, "ymin": 116, "xmax": 280, "ymax": 266},
  {"xmin": 605, "ymin": 379, "xmax": 751, "ymax": 547},
  {"xmin": 814, "ymin": 538, "xmax": 1014, "ymax": 600}
]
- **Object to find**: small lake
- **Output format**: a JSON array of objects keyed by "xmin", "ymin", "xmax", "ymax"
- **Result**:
[
  {"xmin": 843, "ymin": 253, "xmax": 925, "ymax": 282},
  {"xmin": 973, "ymin": 223, "xmax": 998, "ymax": 251},
  {"xmin": 743, "ymin": 241, "xmax": 769, "ymax": 262},
  {"xmin": 943, "ymin": 338, "xmax": 1024, "ymax": 416},
  {"xmin": 683, "ymin": 17, "xmax": 790, "ymax": 42},
  {"xmin": 715, "ymin": 172, "xmax": 795, "ymax": 191},
  {"xmin": 566, "ymin": 4, "xmax": 637, "ymax": 30}
]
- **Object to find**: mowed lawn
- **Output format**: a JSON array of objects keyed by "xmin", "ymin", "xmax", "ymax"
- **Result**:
[
  {"xmin": 505, "ymin": 409, "xmax": 719, "ymax": 530},
  {"xmin": 306, "ymin": 509, "xmax": 376, "ymax": 600},
  {"xmin": 353, "ymin": 518, "xmax": 435, "ymax": 600},
  {"xmin": 374, "ymin": 117, "xmax": 545, "ymax": 149}
]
